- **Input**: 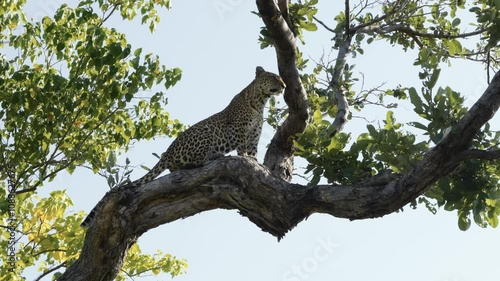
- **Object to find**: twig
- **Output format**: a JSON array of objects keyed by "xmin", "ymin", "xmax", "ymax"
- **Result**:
[{"xmin": 34, "ymin": 261, "xmax": 67, "ymax": 281}]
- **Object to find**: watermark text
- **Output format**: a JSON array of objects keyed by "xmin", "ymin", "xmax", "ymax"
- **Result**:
[
  {"xmin": 282, "ymin": 235, "xmax": 339, "ymax": 281},
  {"xmin": 6, "ymin": 167, "xmax": 17, "ymax": 273}
]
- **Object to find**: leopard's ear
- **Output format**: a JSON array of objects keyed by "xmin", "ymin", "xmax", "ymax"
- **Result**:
[{"xmin": 255, "ymin": 66, "xmax": 265, "ymax": 77}]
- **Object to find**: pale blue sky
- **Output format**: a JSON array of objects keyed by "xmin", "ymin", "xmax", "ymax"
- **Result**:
[{"xmin": 16, "ymin": 1, "xmax": 500, "ymax": 280}]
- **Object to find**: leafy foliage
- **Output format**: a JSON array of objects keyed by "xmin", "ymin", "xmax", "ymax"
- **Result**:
[
  {"xmin": 295, "ymin": 109, "xmax": 428, "ymax": 185},
  {"xmin": 275, "ymin": 0, "xmax": 500, "ymax": 229},
  {"xmin": 0, "ymin": 188, "xmax": 84, "ymax": 281},
  {"xmin": 119, "ymin": 244, "xmax": 187, "ymax": 280},
  {"xmin": 0, "ymin": 2, "xmax": 183, "ymax": 191},
  {"xmin": 256, "ymin": 0, "xmax": 318, "ymax": 48},
  {"xmin": 0, "ymin": 0, "xmax": 186, "ymax": 279}
]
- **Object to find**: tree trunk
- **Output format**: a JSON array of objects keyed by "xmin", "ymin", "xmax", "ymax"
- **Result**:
[
  {"xmin": 58, "ymin": 0, "xmax": 500, "ymax": 279},
  {"xmin": 60, "ymin": 70, "xmax": 499, "ymax": 280},
  {"xmin": 257, "ymin": 0, "xmax": 309, "ymax": 181}
]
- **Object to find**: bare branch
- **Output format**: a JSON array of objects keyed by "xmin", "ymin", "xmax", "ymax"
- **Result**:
[
  {"xmin": 14, "ymin": 187, "xmax": 37, "ymax": 195},
  {"xmin": 329, "ymin": 90, "xmax": 349, "ymax": 137},
  {"xmin": 311, "ymin": 46, "xmax": 350, "ymax": 138},
  {"xmin": 345, "ymin": 0, "xmax": 351, "ymax": 33},
  {"xmin": 34, "ymin": 262, "xmax": 67, "ymax": 281},
  {"xmin": 325, "ymin": 0, "xmax": 353, "ymax": 137},
  {"xmin": 312, "ymin": 16, "xmax": 335, "ymax": 33},
  {"xmin": 351, "ymin": 0, "xmax": 409, "ymax": 32},
  {"xmin": 101, "ymin": 4, "xmax": 118, "ymax": 25}
]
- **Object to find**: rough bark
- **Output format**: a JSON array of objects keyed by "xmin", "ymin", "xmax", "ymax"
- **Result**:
[
  {"xmin": 326, "ymin": 0, "xmax": 352, "ymax": 137},
  {"xmin": 59, "ymin": 70, "xmax": 500, "ymax": 281},
  {"xmin": 59, "ymin": 0, "xmax": 500, "ymax": 279},
  {"xmin": 257, "ymin": 0, "xmax": 309, "ymax": 181}
]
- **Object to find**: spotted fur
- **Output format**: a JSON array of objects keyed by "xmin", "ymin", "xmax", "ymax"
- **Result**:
[{"xmin": 81, "ymin": 66, "xmax": 285, "ymax": 228}]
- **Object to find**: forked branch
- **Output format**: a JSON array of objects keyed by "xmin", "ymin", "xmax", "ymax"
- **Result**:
[
  {"xmin": 60, "ymin": 70, "xmax": 500, "ymax": 281},
  {"xmin": 257, "ymin": 0, "xmax": 309, "ymax": 181}
]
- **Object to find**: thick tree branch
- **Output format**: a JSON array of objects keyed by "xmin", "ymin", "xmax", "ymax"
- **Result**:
[
  {"xmin": 277, "ymin": 0, "xmax": 294, "ymax": 35},
  {"xmin": 439, "ymin": 72, "xmax": 500, "ymax": 151},
  {"xmin": 257, "ymin": 0, "xmax": 309, "ymax": 182},
  {"xmin": 60, "ymin": 69, "xmax": 500, "ymax": 281}
]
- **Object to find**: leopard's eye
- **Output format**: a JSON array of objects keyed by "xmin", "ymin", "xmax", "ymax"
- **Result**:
[{"xmin": 270, "ymin": 88, "xmax": 281, "ymax": 93}]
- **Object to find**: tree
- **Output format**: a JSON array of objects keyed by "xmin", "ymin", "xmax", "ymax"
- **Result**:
[
  {"xmin": 0, "ymin": 0, "xmax": 186, "ymax": 280},
  {"xmin": 1, "ymin": 0, "xmax": 499, "ymax": 280}
]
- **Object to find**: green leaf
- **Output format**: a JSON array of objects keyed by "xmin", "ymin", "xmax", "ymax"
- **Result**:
[
  {"xmin": 447, "ymin": 40, "xmax": 462, "ymax": 56},
  {"xmin": 293, "ymin": 139, "xmax": 306, "ymax": 152},
  {"xmin": 408, "ymin": 121, "xmax": 427, "ymax": 131},
  {"xmin": 408, "ymin": 87, "xmax": 423, "ymax": 114},
  {"xmin": 385, "ymin": 111, "xmax": 395, "ymax": 130},
  {"xmin": 302, "ymin": 22, "xmax": 317, "ymax": 31},
  {"xmin": 310, "ymin": 167, "xmax": 323, "ymax": 186},
  {"xmin": 313, "ymin": 109, "xmax": 322, "ymax": 124},
  {"xmin": 367, "ymin": 124, "xmax": 377, "ymax": 137},
  {"xmin": 458, "ymin": 215, "xmax": 471, "ymax": 231},
  {"xmin": 426, "ymin": 68, "xmax": 440, "ymax": 89},
  {"xmin": 487, "ymin": 209, "xmax": 499, "ymax": 227}
]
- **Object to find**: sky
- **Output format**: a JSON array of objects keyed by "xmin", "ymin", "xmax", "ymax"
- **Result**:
[{"xmin": 13, "ymin": 0, "xmax": 500, "ymax": 281}]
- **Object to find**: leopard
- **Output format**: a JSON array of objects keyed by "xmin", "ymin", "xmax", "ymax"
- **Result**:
[{"xmin": 81, "ymin": 66, "xmax": 285, "ymax": 228}]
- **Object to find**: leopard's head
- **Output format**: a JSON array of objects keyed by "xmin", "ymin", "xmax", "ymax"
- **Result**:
[{"xmin": 254, "ymin": 66, "xmax": 286, "ymax": 97}]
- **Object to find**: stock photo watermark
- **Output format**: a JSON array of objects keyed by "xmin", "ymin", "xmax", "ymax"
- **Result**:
[
  {"xmin": 29, "ymin": 0, "xmax": 67, "ymax": 21},
  {"xmin": 281, "ymin": 235, "xmax": 339, "ymax": 281},
  {"xmin": 213, "ymin": 0, "xmax": 244, "ymax": 20},
  {"xmin": 5, "ymin": 167, "xmax": 17, "ymax": 273}
]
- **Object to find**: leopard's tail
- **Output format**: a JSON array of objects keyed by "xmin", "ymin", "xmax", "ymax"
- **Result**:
[{"xmin": 80, "ymin": 159, "xmax": 170, "ymax": 228}]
